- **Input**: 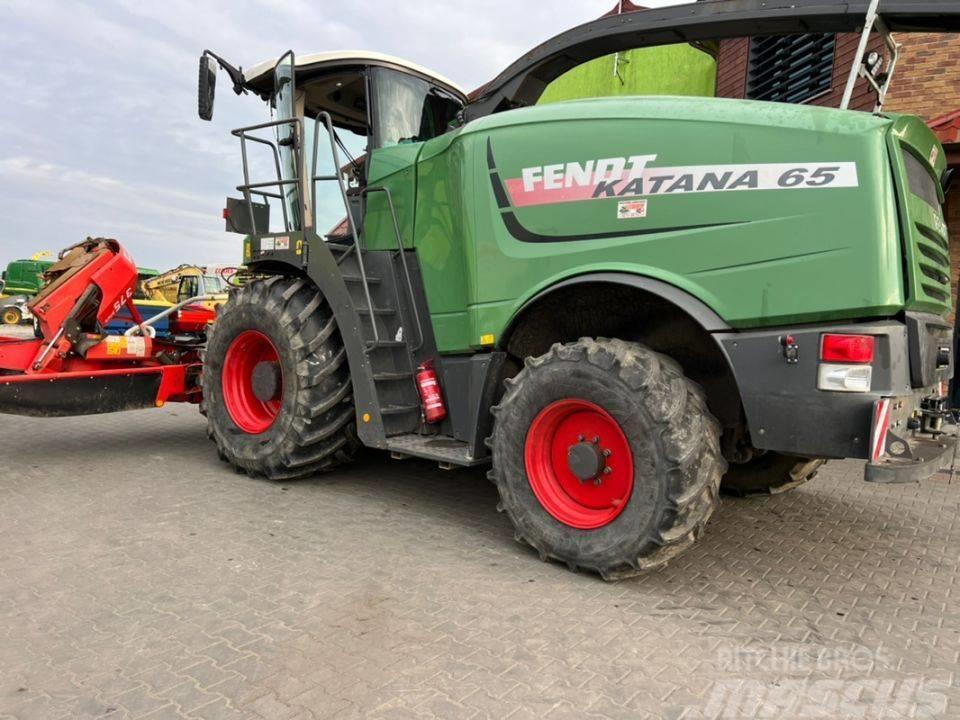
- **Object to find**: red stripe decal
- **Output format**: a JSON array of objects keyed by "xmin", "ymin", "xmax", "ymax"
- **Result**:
[{"xmin": 870, "ymin": 399, "xmax": 891, "ymax": 462}]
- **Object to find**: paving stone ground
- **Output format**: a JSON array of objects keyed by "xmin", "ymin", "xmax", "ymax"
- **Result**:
[{"xmin": 0, "ymin": 405, "xmax": 957, "ymax": 719}]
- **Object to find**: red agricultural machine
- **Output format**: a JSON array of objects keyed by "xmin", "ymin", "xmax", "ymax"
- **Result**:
[{"xmin": 0, "ymin": 239, "xmax": 213, "ymax": 416}]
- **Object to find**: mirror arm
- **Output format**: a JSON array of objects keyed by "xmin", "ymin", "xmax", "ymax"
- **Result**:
[{"xmin": 202, "ymin": 50, "xmax": 248, "ymax": 95}]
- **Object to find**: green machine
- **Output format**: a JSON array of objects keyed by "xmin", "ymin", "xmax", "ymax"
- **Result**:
[
  {"xmin": 1, "ymin": 259, "xmax": 53, "ymax": 296},
  {"xmin": 539, "ymin": 43, "xmax": 716, "ymax": 105},
  {"xmin": 1, "ymin": 258, "xmax": 158, "ymax": 297},
  {"xmin": 197, "ymin": 0, "xmax": 960, "ymax": 579}
]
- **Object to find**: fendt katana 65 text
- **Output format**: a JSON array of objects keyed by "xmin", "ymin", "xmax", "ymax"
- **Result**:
[{"xmin": 194, "ymin": 0, "xmax": 959, "ymax": 579}]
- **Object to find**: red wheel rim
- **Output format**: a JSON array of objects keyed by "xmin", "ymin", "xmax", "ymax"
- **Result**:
[
  {"xmin": 524, "ymin": 399, "xmax": 634, "ymax": 530},
  {"xmin": 222, "ymin": 330, "xmax": 283, "ymax": 434}
]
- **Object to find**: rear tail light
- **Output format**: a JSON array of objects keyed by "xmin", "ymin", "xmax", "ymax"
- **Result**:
[
  {"xmin": 820, "ymin": 334, "xmax": 875, "ymax": 363},
  {"xmin": 818, "ymin": 364, "xmax": 873, "ymax": 392},
  {"xmin": 818, "ymin": 334, "xmax": 874, "ymax": 393}
]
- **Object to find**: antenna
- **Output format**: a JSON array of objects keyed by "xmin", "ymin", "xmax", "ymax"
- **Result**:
[{"xmin": 613, "ymin": 0, "xmax": 626, "ymax": 84}]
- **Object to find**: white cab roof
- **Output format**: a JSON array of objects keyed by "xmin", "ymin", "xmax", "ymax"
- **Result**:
[{"xmin": 244, "ymin": 51, "xmax": 467, "ymax": 100}]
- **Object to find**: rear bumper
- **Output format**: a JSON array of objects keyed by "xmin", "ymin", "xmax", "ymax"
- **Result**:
[
  {"xmin": 717, "ymin": 316, "xmax": 952, "ymax": 462},
  {"xmin": 864, "ymin": 424, "xmax": 956, "ymax": 483}
]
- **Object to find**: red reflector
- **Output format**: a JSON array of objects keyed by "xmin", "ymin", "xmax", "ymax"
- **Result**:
[
  {"xmin": 820, "ymin": 334, "xmax": 875, "ymax": 363},
  {"xmin": 222, "ymin": 208, "xmax": 230, "ymax": 219}
]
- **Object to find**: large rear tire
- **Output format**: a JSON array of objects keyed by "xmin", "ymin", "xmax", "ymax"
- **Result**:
[
  {"xmin": 203, "ymin": 277, "xmax": 358, "ymax": 479},
  {"xmin": 490, "ymin": 338, "xmax": 726, "ymax": 580},
  {"xmin": 720, "ymin": 453, "xmax": 826, "ymax": 497}
]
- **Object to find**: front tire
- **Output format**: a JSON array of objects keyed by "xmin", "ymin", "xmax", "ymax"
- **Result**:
[
  {"xmin": 2, "ymin": 307, "xmax": 21, "ymax": 325},
  {"xmin": 490, "ymin": 339, "xmax": 726, "ymax": 580},
  {"xmin": 203, "ymin": 277, "xmax": 358, "ymax": 479}
]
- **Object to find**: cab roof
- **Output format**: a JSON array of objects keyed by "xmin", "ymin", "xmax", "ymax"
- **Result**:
[{"xmin": 243, "ymin": 51, "xmax": 467, "ymax": 101}]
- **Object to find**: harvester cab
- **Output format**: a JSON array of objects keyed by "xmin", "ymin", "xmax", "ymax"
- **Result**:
[{"xmin": 200, "ymin": 49, "xmax": 465, "ymax": 241}]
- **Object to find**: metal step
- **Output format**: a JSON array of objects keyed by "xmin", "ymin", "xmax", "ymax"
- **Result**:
[
  {"xmin": 374, "ymin": 371, "xmax": 414, "ymax": 382},
  {"xmin": 380, "ymin": 403, "xmax": 420, "ymax": 416},
  {"xmin": 386, "ymin": 434, "xmax": 488, "ymax": 467},
  {"xmin": 332, "ymin": 244, "xmax": 356, "ymax": 264},
  {"xmin": 356, "ymin": 306, "xmax": 396, "ymax": 316},
  {"xmin": 342, "ymin": 274, "xmax": 382, "ymax": 285}
]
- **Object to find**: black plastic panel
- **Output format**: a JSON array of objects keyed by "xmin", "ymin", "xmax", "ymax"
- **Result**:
[
  {"xmin": 905, "ymin": 312, "xmax": 953, "ymax": 389},
  {"xmin": 717, "ymin": 321, "xmax": 912, "ymax": 459},
  {"xmin": 0, "ymin": 372, "xmax": 161, "ymax": 418}
]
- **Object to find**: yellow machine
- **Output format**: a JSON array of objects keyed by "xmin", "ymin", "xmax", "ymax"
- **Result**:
[{"xmin": 141, "ymin": 265, "xmax": 231, "ymax": 310}]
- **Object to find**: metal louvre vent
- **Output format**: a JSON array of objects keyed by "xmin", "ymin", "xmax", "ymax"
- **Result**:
[
  {"xmin": 747, "ymin": 34, "xmax": 836, "ymax": 104},
  {"xmin": 915, "ymin": 225, "xmax": 951, "ymax": 304},
  {"xmin": 898, "ymin": 148, "xmax": 951, "ymax": 308}
]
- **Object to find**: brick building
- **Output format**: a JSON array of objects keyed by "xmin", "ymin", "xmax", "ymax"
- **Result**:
[{"xmin": 715, "ymin": 31, "xmax": 960, "ymax": 315}]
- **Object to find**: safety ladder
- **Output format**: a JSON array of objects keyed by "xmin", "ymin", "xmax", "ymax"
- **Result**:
[{"xmin": 310, "ymin": 113, "xmax": 425, "ymax": 436}]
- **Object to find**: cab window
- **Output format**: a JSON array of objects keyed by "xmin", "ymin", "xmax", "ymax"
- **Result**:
[
  {"xmin": 203, "ymin": 275, "xmax": 225, "ymax": 293},
  {"xmin": 370, "ymin": 67, "xmax": 462, "ymax": 148},
  {"xmin": 178, "ymin": 276, "xmax": 200, "ymax": 303}
]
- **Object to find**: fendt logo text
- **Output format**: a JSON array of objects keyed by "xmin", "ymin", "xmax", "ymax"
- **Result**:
[{"xmin": 506, "ymin": 155, "xmax": 860, "ymax": 208}]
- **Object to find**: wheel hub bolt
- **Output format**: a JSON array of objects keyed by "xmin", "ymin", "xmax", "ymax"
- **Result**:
[
  {"xmin": 567, "ymin": 440, "xmax": 607, "ymax": 483},
  {"xmin": 251, "ymin": 361, "xmax": 282, "ymax": 402}
]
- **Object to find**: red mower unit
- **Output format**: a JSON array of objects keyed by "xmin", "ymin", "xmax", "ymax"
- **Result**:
[{"xmin": 0, "ymin": 238, "xmax": 214, "ymax": 417}]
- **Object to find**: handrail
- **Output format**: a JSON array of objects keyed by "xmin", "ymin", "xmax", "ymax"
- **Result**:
[
  {"xmin": 231, "ymin": 117, "xmax": 306, "ymax": 235},
  {"xmin": 234, "ymin": 128, "xmax": 288, "ymax": 232},
  {"xmin": 241, "ymin": 179, "xmax": 299, "ymax": 191},
  {"xmin": 840, "ymin": 0, "xmax": 881, "ymax": 111},
  {"xmin": 311, "ymin": 112, "xmax": 380, "ymax": 342},
  {"xmin": 249, "ymin": 189, "xmax": 284, "ymax": 202},
  {"xmin": 230, "ymin": 111, "xmax": 423, "ymax": 349},
  {"xmin": 362, "ymin": 186, "xmax": 424, "ymax": 352},
  {"xmin": 124, "ymin": 295, "xmax": 218, "ymax": 337}
]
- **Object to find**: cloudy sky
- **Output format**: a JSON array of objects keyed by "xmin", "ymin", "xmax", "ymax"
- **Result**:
[{"xmin": 0, "ymin": 0, "xmax": 689, "ymax": 271}]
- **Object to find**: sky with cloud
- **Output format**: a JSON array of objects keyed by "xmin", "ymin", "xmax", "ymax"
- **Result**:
[{"xmin": 0, "ymin": 0, "xmax": 688, "ymax": 271}]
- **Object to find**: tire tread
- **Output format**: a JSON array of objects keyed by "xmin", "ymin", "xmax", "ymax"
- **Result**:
[
  {"xmin": 490, "ymin": 338, "xmax": 726, "ymax": 580},
  {"xmin": 204, "ymin": 277, "xmax": 358, "ymax": 480}
]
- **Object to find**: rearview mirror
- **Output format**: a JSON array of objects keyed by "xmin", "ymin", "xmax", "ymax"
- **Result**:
[
  {"xmin": 942, "ymin": 167, "xmax": 955, "ymax": 195},
  {"xmin": 198, "ymin": 55, "xmax": 216, "ymax": 121}
]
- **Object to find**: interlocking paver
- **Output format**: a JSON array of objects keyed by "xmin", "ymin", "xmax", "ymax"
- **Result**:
[{"xmin": 0, "ymin": 406, "xmax": 958, "ymax": 719}]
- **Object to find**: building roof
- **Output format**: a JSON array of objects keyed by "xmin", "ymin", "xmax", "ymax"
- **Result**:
[
  {"xmin": 602, "ymin": 1, "xmax": 647, "ymax": 17},
  {"xmin": 929, "ymin": 109, "xmax": 960, "ymax": 145},
  {"xmin": 243, "ymin": 51, "xmax": 467, "ymax": 100}
]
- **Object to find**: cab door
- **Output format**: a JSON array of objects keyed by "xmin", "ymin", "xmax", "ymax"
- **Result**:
[
  {"xmin": 364, "ymin": 67, "xmax": 462, "ymax": 251},
  {"xmin": 177, "ymin": 275, "xmax": 200, "ymax": 303},
  {"xmin": 273, "ymin": 51, "xmax": 304, "ymax": 234}
]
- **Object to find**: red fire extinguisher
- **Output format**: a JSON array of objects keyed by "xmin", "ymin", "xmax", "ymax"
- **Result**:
[{"xmin": 416, "ymin": 360, "xmax": 447, "ymax": 423}]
